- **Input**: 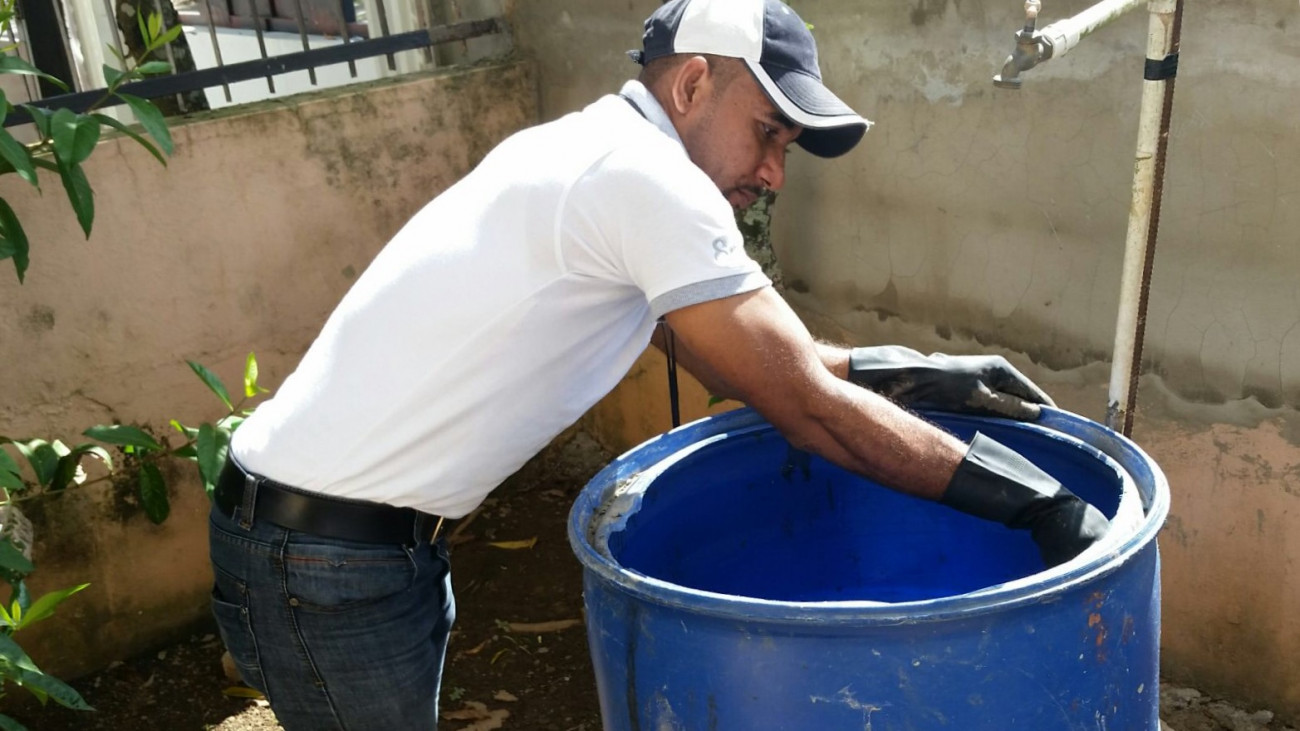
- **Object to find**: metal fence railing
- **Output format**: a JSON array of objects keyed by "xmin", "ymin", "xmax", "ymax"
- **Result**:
[{"xmin": 2, "ymin": 0, "xmax": 509, "ymax": 126}]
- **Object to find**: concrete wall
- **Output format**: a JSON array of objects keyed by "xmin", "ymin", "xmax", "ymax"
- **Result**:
[
  {"xmin": 512, "ymin": 0, "xmax": 1300, "ymax": 720},
  {"xmin": 0, "ymin": 60, "xmax": 537, "ymax": 679}
]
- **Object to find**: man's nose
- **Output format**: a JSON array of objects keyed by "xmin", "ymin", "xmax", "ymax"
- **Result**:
[{"xmin": 758, "ymin": 146, "xmax": 787, "ymax": 192}]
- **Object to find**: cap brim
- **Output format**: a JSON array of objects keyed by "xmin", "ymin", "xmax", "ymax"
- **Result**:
[{"xmin": 744, "ymin": 59, "xmax": 871, "ymax": 158}]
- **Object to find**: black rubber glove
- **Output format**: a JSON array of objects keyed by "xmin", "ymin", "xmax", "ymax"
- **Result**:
[
  {"xmin": 942, "ymin": 432, "xmax": 1110, "ymax": 567},
  {"xmin": 848, "ymin": 345, "xmax": 1054, "ymax": 421}
]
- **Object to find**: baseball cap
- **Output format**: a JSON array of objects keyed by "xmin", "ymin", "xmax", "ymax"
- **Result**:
[{"xmin": 629, "ymin": 0, "xmax": 872, "ymax": 158}]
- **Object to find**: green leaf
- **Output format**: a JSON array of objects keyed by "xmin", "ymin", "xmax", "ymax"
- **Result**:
[
  {"xmin": 19, "ymin": 105, "xmax": 52, "ymax": 138},
  {"xmin": 137, "ymin": 462, "xmax": 168, "ymax": 524},
  {"xmin": 0, "ymin": 469, "xmax": 23, "ymax": 492},
  {"xmin": 147, "ymin": 12, "xmax": 161, "ymax": 43},
  {"xmin": 0, "ymin": 126, "xmax": 37, "ymax": 187},
  {"xmin": 14, "ymin": 663, "xmax": 93, "ymax": 711},
  {"xmin": 115, "ymin": 93, "xmax": 172, "ymax": 156},
  {"xmin": 0, "ymin": 632, "xmax": 38, "ymax": 672},
  {"xmin": 57, "ymin": 161, "xmax": 93, "ymax": 238},
  {"xmin": 136, "ymin": 60, "xmax": 170, "ymax": 76},
  {"xmin": 49, "ymin": 454, "xmax": 80, "ymax": 492},
  {"xmin": 0, "ymin": 712, "xmax": 28, "ymax": 731},
  {"xmin": 0, "ymin": 448, "xmax": 23, "ymax": 492},
  {"xmin": 13, "ymin": 440, "xmax": 57, "ymax": 487},
  {"xmin": 0, "ymin": 199, "xmax": 29, "ymax": 283},
  {"xmin": 168, "ymin": 419, "xmax": 198, "ymax": 439},
  {"xmin": 70, "ymin": 117, "xmax": 101, "ymax": 166},
  {"xmin": 11, "ymin": 575, "xmax": 30, "ymax": 614},
  {"xmin": 243, "ymin": 352, "xmax": 262, "ymax": 397},
  {"xmin": 72, "ymin": 444, "xmax": 111, "ymax": 470},
  {"xmin": 91, "ymin": 113, "xmax": 166, "ymax": 166},
  {"xmin": 82, "ymin": 424, "xmax": 161, "ymax": 451},
  {"xmin": 49, "ymin": 108, "xmax": 77, "ymax": 165},
  {"xmin": 136, "ymin": 10, "xmax": 148, "ymax": 48},
  {"xmin": 0, "ymin": 542, "xmax": 32, "ymax": 578},
  {"xmin": 187, "ymin": 361, "xmax": 232, "ymax": 410},
  {"xmin": 195, "ymin": 424, "xmax": 229, "ymax": 494},
  {"xmin": 46, "ymin": 442, "xmax": 109, "ymax": 491},
  {"xmin": 21, "ymin": 584, "xmax": 87, "ymax": 629},
  {"xmin": 0, "ymin": 602, "xmax": 11, "ymax": 629},
  {"xmin": 101, "ymin": 63, "xmax": 124, "ymax": 87},
  {"xmin": 0, "ymin": 55, "xmax": 67, "ymax": 91},
  {"xmin": 172, "ymin": 444, "xmax": 197, "ymax": 460},
  {"xmin": 153, "ymin": 24, "xmax": 182, "ymax": 48}
]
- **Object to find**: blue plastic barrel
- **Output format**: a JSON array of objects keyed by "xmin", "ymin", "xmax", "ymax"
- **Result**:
[{"xmin": 568, "ymin": 407, "xmax": 1168, "ymax": 730}]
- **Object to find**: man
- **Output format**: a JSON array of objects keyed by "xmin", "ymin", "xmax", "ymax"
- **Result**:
[{"xmin": 208, "ymin": 1, "xmax": 1109, "ymax": 728}]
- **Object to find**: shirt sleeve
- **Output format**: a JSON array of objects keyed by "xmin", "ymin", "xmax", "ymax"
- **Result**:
[{"xmin": 561, "ymin": 142, "xmax": 771, "ymax": 319}]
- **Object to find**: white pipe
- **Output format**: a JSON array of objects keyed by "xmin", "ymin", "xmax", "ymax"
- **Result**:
[
  {"xmin": 1040, "ymin": 0, "xmax": 1146, "ymax": 59},
  {"xmin": 1105, "ymin": 0, "xmax": 1179, "ymax": 432}
]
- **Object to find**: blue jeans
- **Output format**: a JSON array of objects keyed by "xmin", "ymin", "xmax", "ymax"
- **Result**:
[{"xmin": 209, "ymin": 503, "xmax": 456, "ymax": 730}]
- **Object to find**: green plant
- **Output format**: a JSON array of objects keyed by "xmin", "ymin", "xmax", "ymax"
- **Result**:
[
  {"xmin": 0, "ymin": 0, "xmax": 178, "ymax": 283},
  {"xmin": 2, "ymin": 353, "xmax": 271, "ymax": 522},
  {"xmin": 0, "ymin": 6, "xmax": 194, "ymax": 725},
  {"xmin": 0, "ymin": 537, "xmax": 93, "ymax": 726},
  {"xmin": 0, "ymin": 353, "xmax": 270, "ymax": 729},
  {"xmin": 91, "ymin": 353, "xmax": 272, "ymax": 514}
]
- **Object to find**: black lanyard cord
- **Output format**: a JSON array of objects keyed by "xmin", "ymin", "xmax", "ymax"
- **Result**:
[{"xmin": 622, "ymin": 90, "xmax": 682, "ymax": 429}]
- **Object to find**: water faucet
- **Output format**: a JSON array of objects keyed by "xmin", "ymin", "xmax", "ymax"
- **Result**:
[{"xmin": 993, "ymin": 0, "xmax": 1052, "ymax": 89}]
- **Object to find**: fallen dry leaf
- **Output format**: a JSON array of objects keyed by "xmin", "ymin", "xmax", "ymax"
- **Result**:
[
  {"xmin": 222, "ymin": 686, "xmax": 266, "ymax": 699},
  {"xmin": 506, "ymin": 618, "xmax": 582, "ymax": 633},
  {"xmin": 493, "ymin": 690, "xmax": 519, "ymax": 702},
  {"xmin": 487, "ymin": 537, "xmax": 538, "ymax": 550},
  {"xmin": 448, "ymin": 506, "xmax": 483, "ymax": 544},
  {"xmin": 460, "ymin": 637, "xmax": 492, "ymax": 656},
  {"xmin": 442, "ymin": 701, "xmax": 510, "ymax": 730}
]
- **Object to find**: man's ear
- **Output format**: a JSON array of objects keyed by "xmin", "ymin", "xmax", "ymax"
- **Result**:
[{"xmin": 668, "ymin": 56, "xmax": 712, "ymax": 117}]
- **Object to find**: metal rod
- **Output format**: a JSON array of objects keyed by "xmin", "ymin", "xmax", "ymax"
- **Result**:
[
  {"xmin": 419, "ymin": 0, "xmax": 435, "ymax": 64},
  {"xmin": 287, "ymin": 0, "xmax": 317, "ymax": 84},
  {"xmin": 6, "ymin": 21, "xmax": 37, "ymax": 102},
  {"xmin": 100, "ymin": 0, "xmax": 128, "ymax": 74},
  {"xmin": 1105, "ymin": 0, "xmax": 1183, "ymax": 435},
  {"xmin": 245, "ymin": 0, "xmax": 275, "ymax": 92},
  {"xmin": 151, "ymin": 0, "xmax": 186, "ymax": 112},
  {"xmin": 46, "ymin": 0, "xmax": 81, "ymax": 91},
  {"xmin": 370, "ymin": 0, "xmax": 394, "ymax": 70},
  {"xmin": 334, "ymin": 0, "xmax": 356, "ymax": 77},
  {"xmin": 200, "ymin": 0, "xmax": 232, "ymax": 101}
]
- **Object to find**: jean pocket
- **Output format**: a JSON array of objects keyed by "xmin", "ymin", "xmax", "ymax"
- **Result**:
[
  {"xmin": 210, "ymin": 567, "xmax": 266, "ymax": 694},
  {"xmin": 282, "ymin": 539, "xmax": 416, "ymax": 613}
]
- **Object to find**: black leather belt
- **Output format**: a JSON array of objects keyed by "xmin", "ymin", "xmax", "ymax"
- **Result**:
[{"xmin": 214, "ymin": 457, "xmax": 448, "ymax": 546}]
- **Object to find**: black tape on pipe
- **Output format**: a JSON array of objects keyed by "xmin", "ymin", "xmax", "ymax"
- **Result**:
[{"xmin": 1144, "ymin": 53, "xmax": 1179, "ymax": 81}]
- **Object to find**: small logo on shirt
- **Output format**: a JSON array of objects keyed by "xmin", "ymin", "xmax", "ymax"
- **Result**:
[{"xmin": 712, "ymin": 237, "xmax": 743, "ymax": 265}]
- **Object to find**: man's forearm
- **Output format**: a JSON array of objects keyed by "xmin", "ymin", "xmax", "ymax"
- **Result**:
[
  {"xmin": 775, "ymin": 374, "xmax": 963, "ymax": 501},
  {"xmin": 815, "ymin": 340, "xmax": 851, "ymax": 380}
]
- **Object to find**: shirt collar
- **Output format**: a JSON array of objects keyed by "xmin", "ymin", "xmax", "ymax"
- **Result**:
[{"xmin": 617, "ymin": 80, "xmax": 684, "ymax": 148}]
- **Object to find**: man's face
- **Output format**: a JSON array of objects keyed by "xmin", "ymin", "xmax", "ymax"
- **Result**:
[{"xmin": 679, "ymin": 66, "xmax": 803, "ymax": 210}]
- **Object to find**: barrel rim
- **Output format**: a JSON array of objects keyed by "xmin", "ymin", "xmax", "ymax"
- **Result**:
[{"xmin": 566, "ymin": 406, "xmax": 1170, "ymax": 625}]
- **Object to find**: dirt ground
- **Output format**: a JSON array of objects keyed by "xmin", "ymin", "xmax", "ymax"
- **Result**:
[{"xmin": 9, "ymin": 430, "xmax": 1298, "ymax": 731}]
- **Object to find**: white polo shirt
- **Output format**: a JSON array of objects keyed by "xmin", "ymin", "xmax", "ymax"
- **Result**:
[{"xmin": 231, "ymin": 81, "xmax": 771, "ymax": 518}]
